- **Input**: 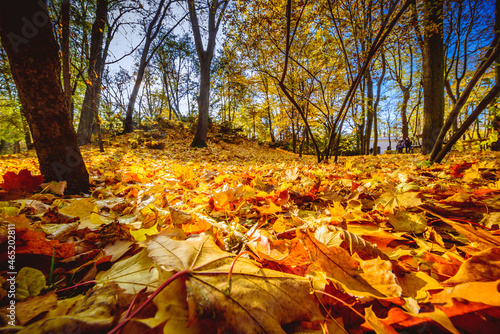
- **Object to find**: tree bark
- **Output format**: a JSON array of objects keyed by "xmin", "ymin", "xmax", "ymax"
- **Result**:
[
  {"xmin": 190, "ymin": 55, "xmax": 211, "ymax": 147},
  {"xmin": 364, "ymin": 71, "xmax": 374, "ymax": 155},
  {"xmin": 430, "ymin": 37, "xmax": 500, "ymax": 160},
  {"xmin": 434, "ymin": 82, "xmax": 500, "ymax": 162},
  {"xmin": 421, "ymin": 0, "xmax": 445, "ymax": 154},
  {"xmin": 77, "ymin": 0, "xmax": 107, "ymax": 145},
  {"xmin": 61, "ymin": 0, "xmax": 72, "ymax": 121},
  {"xmin": 491, "ymin": 0, "xmax": 500, "ymax": 151},
  {"xmin": 188, "ymin": 0, "xmax": 228, "ymax": 148},
  {"xmin": 0, "ymin": 0, "xmax": 89, "ymax": 193},
  {"xmin": 123, "ymin": 0, "xmax": 168, "ymax": 134},
  {"xmin": 372, "ymin": 53, "xmax": 385, "ymax": 156}
]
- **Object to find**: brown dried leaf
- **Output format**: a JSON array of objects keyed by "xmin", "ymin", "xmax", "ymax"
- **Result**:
[
  {"xmin": 297, "ymin": 227, "xmax": 386, "ymax": 298},
  {"xmin": 444, "ymin": 247, "xmax": 500, "ymax": 285},
  {"xmin": 315, "ymin": 225, "xmax": 390, "ymax": 261},
  {"xmin": 18, "ymin": 282, "xmax": 121, "ymax": 333}
]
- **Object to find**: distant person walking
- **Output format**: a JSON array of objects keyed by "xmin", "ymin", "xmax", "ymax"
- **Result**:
[
  {"xmin": 397, "ymin": 140, "xmax": 404, "ymax": 154},
  {"xmin": 405, "ymin": 138, "xmax": 412, "ymax": 153}
]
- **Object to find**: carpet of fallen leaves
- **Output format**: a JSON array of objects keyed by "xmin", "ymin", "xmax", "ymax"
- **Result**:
[{"xmin": 1, "ymin": 129, "xmax": 500, "ymax": 334}]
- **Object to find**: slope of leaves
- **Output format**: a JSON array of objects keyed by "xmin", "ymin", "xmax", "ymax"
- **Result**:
[{"xmin": 1, "ymin": 130, "xmax": 500, "ymax": 333}]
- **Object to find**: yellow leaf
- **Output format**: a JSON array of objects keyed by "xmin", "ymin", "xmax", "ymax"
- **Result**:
[
  {"xmin": 256, "ymin": 201, "xmax": 281, "ymax": 215},
  {"xmin": 130, "ymin": 223, "xmax": 159, "ymax": 242},
  {"xmin": 434, "ymin": 279, "xmax": 500, "ymax": 307},
  {"xmin": 15, "ymin": 267, "xmax": 46, "ymax": 300},
  {"xmin": 59, "ymin": 199, "xmax": 96, "ymax": 218},
  {"xmin": 388, "ymin": 210, "xmax": 428, "ymax": 234},
  {"xmin": 364, "ymin": 305, "xmax": 399, "ymax": 334},
  {"xmin": 409, "ymin": 307, "xmax": 460, "ymax": 334}
]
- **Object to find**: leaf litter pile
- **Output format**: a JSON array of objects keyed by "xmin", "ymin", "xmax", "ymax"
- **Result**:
[{"xmin": 1, "ymin": 131, "xmax": 500, "ymax": 334}]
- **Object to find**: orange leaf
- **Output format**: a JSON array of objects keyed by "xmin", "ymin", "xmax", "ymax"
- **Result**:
[
  {"xmin": 16, "ymin": 228, "xmax": 74, "ymax": 259},
  {"xmin": 256, "ymin": 201, "xmax": 282, "ymax": 215}
]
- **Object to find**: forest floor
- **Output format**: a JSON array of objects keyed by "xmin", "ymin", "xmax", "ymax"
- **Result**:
[{"xmin": 1, "ymin": 128, "xmax": 500, "ymax": 333}]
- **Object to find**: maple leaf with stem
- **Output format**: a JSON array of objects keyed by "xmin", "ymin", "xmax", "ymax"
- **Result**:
[{"xmin": 110, "ymin": 235, "xmax": 324, "ymax": 334}]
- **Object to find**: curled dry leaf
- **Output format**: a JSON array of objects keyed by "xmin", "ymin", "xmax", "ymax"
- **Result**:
[
  {"xmin": 15, "ymin": 267, "xmax": 46, "ymax": 300},
  {"xmin": 297, "ymin": 227, "xmax": 387, "ymax": 298},
  {"xmin": 18, "ymin": 282, "xmax": 121, "ymax": 334},
  {"xmin": 444, "ymin": 247, "xmax": 500, "ymax": 285},
  {"xmin": 314, "ymin": 225, "xmax": 390, "ymax": 261},
  {"xmin": 147, "ymin": 234, "xmax": 324, "ymax": 334}
]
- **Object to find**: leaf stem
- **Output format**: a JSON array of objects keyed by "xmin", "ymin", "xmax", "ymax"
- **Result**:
[
  {"xmin": 107, "ymin": 268, "xmax": 190, "ymax": 334},
  {"xmin": 125, "ymin": 287, "xmax": 147, "ymax": 318},
  {"xmin": 450, "ymin": 218, "xmax": 494, "ymax": 231},
  {"xmin": 314, "ymin": 289, "xmax": 365, "ymax": 320},
  {"xmin": 56, "ymin": 280, "xmax": 96, "ymax": 293},
  {"xmin": 225, "ymin": 251, "xmax": 261, "ymax": 295}
]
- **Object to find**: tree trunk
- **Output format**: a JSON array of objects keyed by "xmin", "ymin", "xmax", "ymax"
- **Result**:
[
  {"xmin": 434, "ymin": 82, "xmax": 500, "ymax": 162},
  {"xmin": 188, "ymin": 0, "xmax": 229, "ymax": 147},
  {"xmin": 77, "ymin": 0, "xmax": 107, "ymax": 145},
  {"xmin": 264, "ymin": 79, "xmax": 275, "ymax": 142},
  {"xmin": 20, "ymin": 107, "xmax": 33, "ymax": 150},
  {"xmin": 123, "ymin": 0, "xmax": 168, "ymax": 134},
  {"xmin": 491, "ymin": 0, "xmax": 500, "ymax": 151},
  {"xmin": 61, "ymin": 0, "xmax": 72, "ymax": 121},
  {"xmin": 191, "ymin": 56, "xmax": 211, "ymax": 147},
  {"xmin": 0, "ymin": 0, "xmax": 89, "ymax": 193},
  {"xmin": 421, "ymin": 0, "xmax": 445, "ymax": 154},
  {"xmin": 401, "ymin": 88, "xmax": 410, "ymax": 139},
  {"xmin": 364, "ymin": 71, "xmax": 374, "ymax": 155},
  {"xmin": 372, "ymin": 54, "xmax": 385, "ymax": 156}
]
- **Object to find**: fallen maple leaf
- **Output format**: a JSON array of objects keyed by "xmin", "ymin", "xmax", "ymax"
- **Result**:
[
  {"xmin": 387, "ymin": 210, "xmax": 428, "ymax": 234},
  {"xmin": 377, "ymin": 190, "xmax": 422, "ymax": 213},
  {"xmin": 297, "ymin": 227, "xmax": 391, "ymax": 298},
  {"xmin": 96, "ymin": 249, "xmax": 159, "ymax": 293},
  {"xmin": 147, "ymin": 234, "xmax": 324, "ymax": 333},
  {"xmin": 0, "ymin": 169, "xmax": 44, "ymax": 192}
]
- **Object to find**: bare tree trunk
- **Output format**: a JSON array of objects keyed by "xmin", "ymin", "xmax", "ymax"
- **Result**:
[
  {"xmin": 421, "ymin": 0, "xmax": 445, "ymax": 154},
  {"xmin": 491, "ymin": 0, "xmax": 500, "ymax": 151},
  {"xmin": 365, "ymin": 71, "xmax": 374, "ymax": 155},
  {"xmin": 0, "ymin": 0, "xmax": 89, "ymax": 193},
  {"xmin": 434, "ymin": 82, "xmax": 500, "ymax": 162},
  {"xmin": 430, "ymin": 38, "xmax": 500, "ymax": 160},
  {"xmin": 77, "ymin": 0, "xmax": 107, "ymax": 146},
  {"xmin": 263, "ymin": 77, "xmax": 275, "ymax": 142},
  {"xmin": 401, "ymin": 88, "xmax": 410, "ymax": 139},
  {"xmin": 188, "ymin": 0, "xmax": 229, "ymax": 147},
  {"xmin": 191, "ymin": 55, "xmax": 211, "ymax": 147},
  {"xmin": 123, "ymin": 0, "xmax": 169, "ymax": 134},
  {"xmin": 372, "ymin": 53, "xmax": 385, "ymax": 156},
  {"xmin": 62, "ymin": 0, "xmax": 72, "ymax": 121}
]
